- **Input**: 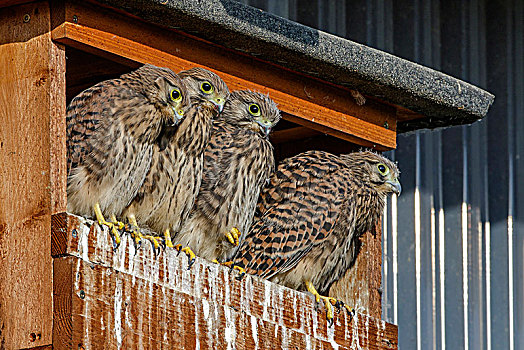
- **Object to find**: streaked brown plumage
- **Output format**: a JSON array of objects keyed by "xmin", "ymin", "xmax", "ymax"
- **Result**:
[
  {"xmin": 121, "ymin": 67, "xmax": 230, "ymax": 251},
  {"xmin": 66, "ymin": 65, "xmax": 188, "ymax": 236},
  {"xmin": 230, "ymin": 150, "xmax": 400, "ymax": 320},
  {"xmin": 175, "ymin": 90, "xmax": 281, "ymax": 261}
]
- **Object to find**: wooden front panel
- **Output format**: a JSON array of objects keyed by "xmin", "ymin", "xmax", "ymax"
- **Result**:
[
  {"xmin": 0, "ymin": 1, "xmax": 66, "ymax": 348},
  {"xmin": 52, "ymin": 213, "xmax": 398, "ymax": 349}
]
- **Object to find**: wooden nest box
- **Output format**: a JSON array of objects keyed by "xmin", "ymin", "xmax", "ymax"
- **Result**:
[{"xmin": 0, "ymin": 1, "xmax": 493, "ymax": 349}]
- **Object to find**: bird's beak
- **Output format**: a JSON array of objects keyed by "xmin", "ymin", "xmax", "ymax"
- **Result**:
[
  {"xmin": 256, "ymin": 119, "xmax": 272, "ymax": 138},
  {"xmin": 213, "ymin": 98, "xmax": 225, "ymax": 113},
  {"xmin": 386, "ymin": 179, "xmax": 402, "ymax": 196},
  {"xmin": 171, "ymin": 106, "xmax": 185, "ymax": 126}
]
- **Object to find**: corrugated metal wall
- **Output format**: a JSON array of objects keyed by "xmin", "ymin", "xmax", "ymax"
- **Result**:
[{"xmin": 237, "ymin": 1, "xmax": 523, "ymax": 349}]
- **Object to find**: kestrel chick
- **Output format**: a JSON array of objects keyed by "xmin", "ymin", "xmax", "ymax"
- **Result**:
[
  {"xmin": 175, "ymin": 90, "xmax": 281, "ymax": 262},
  {"xmin": 230, "ymin": 150, "xmax": 401, "ymax": 323},
  {"xmin": 122, "ymin": 67, "xmax": 230, "ymax": 261},
  {"xmin": 67, "ymin": 64, "xmax": 188, "ymax": 246}
]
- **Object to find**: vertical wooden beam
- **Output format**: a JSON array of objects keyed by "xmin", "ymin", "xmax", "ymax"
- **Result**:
[
  {"xmin": 0, "ymin": 1, "xmax": 66, "ymax": 348},
  {"xmin": 53, "ymin": 257, "xmax": 73, "ymax": 350},
  {"xmin": 329, "ymin": 223, "xmax": 383, "ymax": 319}
]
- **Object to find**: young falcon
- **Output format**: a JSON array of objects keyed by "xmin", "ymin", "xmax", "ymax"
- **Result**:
[
  {"xmin": 175, "ymin": 90, "xmax": 281, "ymax": 262},
  {"xmin": 67, "ymin": 64, "xmax": 188, "ymax": 246},
  {"xmin": 121, "ymin": 67, "xmax": 229, "ymax": 261},
  {"xmin": 229, "ymin": 151, "xmax": 401, "ymax": 324}
]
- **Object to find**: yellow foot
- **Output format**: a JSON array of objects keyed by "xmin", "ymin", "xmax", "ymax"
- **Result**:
[
  {"xmin": 163, "ymin": 229, "xmax": 174, "ymax": 249},
  {"xmin": 174, "ymin": 244, "xmax": 196, "ymax": 269},
  {"xmin": 124, "ymin": 213, "xmax": 145, "ymax": 249},
  {"xmin": 93, "ymin": 203, "xmax": 122, "ymax": 249},
  {"xmin": 305, "ymin": 280, "xmax": 344, "ymax": 327},
  {"xmin": 141, "ymin": 234, "xmax": 163, "ymax": 256},
  {"xmin": 225, "ymin": 227, "xmax": 241, "ymax": 246},
  {"xmin": 217, "ymin": 261, "xmax": 246, "ymax": 280}
]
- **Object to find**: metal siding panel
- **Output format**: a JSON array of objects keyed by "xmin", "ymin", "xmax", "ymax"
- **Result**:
[
  {"xmin": 395, "ymin": 134, "xmax": 418, "ymax": 348},
  {"xmin": 514, "ymin": 2, "xmax": 524, "ymax": 349},
  {"xmin": 441, "ymin": 127, "xmax": 466, "ymax": 350},
  {"xmin": 420, "ymin": 131, "xmax": 437, "ymax": 350},
  {"xmin": 486, "ymin": 1, "xmax": 511, "ymax": 349}
]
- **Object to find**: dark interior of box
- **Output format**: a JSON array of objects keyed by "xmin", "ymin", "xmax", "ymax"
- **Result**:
[{"xmin": 65, "ymin": 47, "xmax": 359, "ymax": 163}]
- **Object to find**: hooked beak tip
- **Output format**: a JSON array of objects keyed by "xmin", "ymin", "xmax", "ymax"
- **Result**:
[{"xmin": 387, "ymin": 181, "xmax": 402, "ymax": 196}]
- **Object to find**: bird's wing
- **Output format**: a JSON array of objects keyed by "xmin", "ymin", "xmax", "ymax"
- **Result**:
[
  {"xmin": 232, "ymin": 151, "xmax": 351, "ymax": 279},
  {"xmin": 66, "ymin": 80, "xmax": 120, "ymax": 174}
]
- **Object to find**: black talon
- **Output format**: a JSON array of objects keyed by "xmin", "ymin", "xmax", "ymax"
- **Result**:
[
  {"xmin": 150, "ymin": 241, "xmax": 160, "ymax": 258},
  {"xmin": 334, "ymin": 300, "xmax": 343, "ymax": 312},
  {"xmin": 187, "ymin": 258, "xmax": 196, "ymax": 270},
  {"xmin": 327, "ymin": 317, "xmax": 334, "ymax": 327},
  {"xmin": 110, "ymin": 234, "xmax": 119, "ymax": 251},
  {"xmin": 235, "ymin": 272, "xmax": 246, "ymax": 281}
]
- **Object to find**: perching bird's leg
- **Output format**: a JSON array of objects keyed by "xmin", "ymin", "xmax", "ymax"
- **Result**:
[
  {"xmin": 141, "ymin": 233, "xmax": 163, "ymax": 257},
  {"xmin": 225, "ymin": 227, "xmax": 241, "ymax": 246},
  {"xmin": 163, "ymin": 229, "xmax": 174, "ymax": 248},
  {"xmin": 125, "ymin": 214, "xmax": 145, "ymax": 250},
  {"xmin": 305, "ymin": 280, "xmax": 341, "ymax": 327},
  {"xmin": 94, "ymin": 202, "xmax": 122, "ymax": 249},
  {"xmin": 109, "ymin": 214, "xmax": 126, "ymax": 248},
  {"xmin": 215, "ymin": 260, "xmax": 246, "ymax": 280},
  {"xmin": 174, "ymin": 244, "xmax": 196, "ymax": 269}
]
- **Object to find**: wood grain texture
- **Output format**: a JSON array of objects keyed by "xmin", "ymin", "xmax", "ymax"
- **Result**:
[
  {"xmin": 329, "ymin": 223, "xmax": 383, "ymax": 320},
  {"xmin": 0, "ymin": 2, "xmax": 65, "ymax": 348},
  {"xmin": 52, "ymin": 213, "xmax": 398, "ymax": 349},
  {"xmin": 270, "ymin": 126, "xmax": 321, "ymax": 144},
  {"xmin": 0, "ymin": 0, "xmax": 34, "ymax": 8},
  {"xmin": 50, "ymin": 1, "xmax": 397, "ymax": 150}
]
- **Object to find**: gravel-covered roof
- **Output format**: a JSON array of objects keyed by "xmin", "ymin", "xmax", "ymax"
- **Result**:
[{"xmin": 94, "ymin": 0, "xmax": 495, "ymax": 132}]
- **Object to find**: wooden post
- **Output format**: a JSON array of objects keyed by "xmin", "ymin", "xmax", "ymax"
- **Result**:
[
  {"xmin": 329, "ymin": 223, "xmax": 383, "ymax": 319},
  {"xmin": 0, "ymin": 1, "xmax": 66, "ymax": 348}
]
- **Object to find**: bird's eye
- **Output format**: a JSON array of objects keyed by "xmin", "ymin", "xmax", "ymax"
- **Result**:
[
  {"xmin": 200, "ymin": 81, "xmax": 214, "ymax": 94},
  {"xmin": 170, "ymin": 88, "xmax": 182, "ymax": 102},
  {"xmin": 248, "ymin": 103, "xmax": 261, "ymax": 116},
  {"xmin": 377, "ymin": 163, "xmax": 389, "ymax": 175}
]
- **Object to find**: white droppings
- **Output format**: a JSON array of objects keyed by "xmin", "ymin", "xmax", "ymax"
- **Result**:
[
  {"xmin": 263, "ymin": 280, "xmax": 271, "ymax": 321},
  {"xmin": 293, "ymin": 295, "xmax": 298, "ymax": 322},
  {"xmin": 202, "ymin": 299, "xmax": 210, "ymax": 319},
  {"xmin": 128, "ymin": 237, "xmax": 136, "ymax": 285},
  {"xmin": 193, "ymin": 263, "xmax": 201, "ymax": 298},
  {"xmin": 281, "ymin": 326, "xmax": 289, "ymax": 349},
  {"xmin": 327, "ymin": 323, "xmax": 339, "ymax": 350},
  {"xmin": 224, "ymin": 306, "xmax": 236, "ymax": 350},
  {"xmin": 224, "ymin": 268, "xmax": 231, "ymax": 305},
  {"xmin": 251, "ymin": 315, "xmax": 258, "ymax": 349},
  {"xmin": 305, "ymin": 334, "xmax": 312, "ymax": 350},
  {"xmin": 124, "ymin": 297, "xmax": 133, "ymax": 330},
  {"xmin": 79, "ymin": 224, "xmax": 90, "ymax": 261},
  {"xmin": 195, "ymin": 300, "xmax": 200, "ymax": 350},
  {"xmin": 351, "ymin": 311, "xmax": 362, "ymax": 350},
  {"xmin": 312, "ymin": 305, "xmax": 319, "ymax": 338},
  {"xmin": 278, "ymin": 288, "xmax": 284, "ymax": 322},
  {"xmin": 114, "ymin": 279, "xmax": 123, "ymax": 349},
  {"xmin": 74, "ymin": 259, "xmax": 81, "ymax": 291}
]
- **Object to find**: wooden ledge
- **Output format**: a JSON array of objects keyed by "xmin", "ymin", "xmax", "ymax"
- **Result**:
[
  {"xmin": 50, "ymin": 1, "xmax": 396, "ymax": 150},
  {"xmin": 52, "ymin": 213, "xmax": 398, "ymax": 349}
]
